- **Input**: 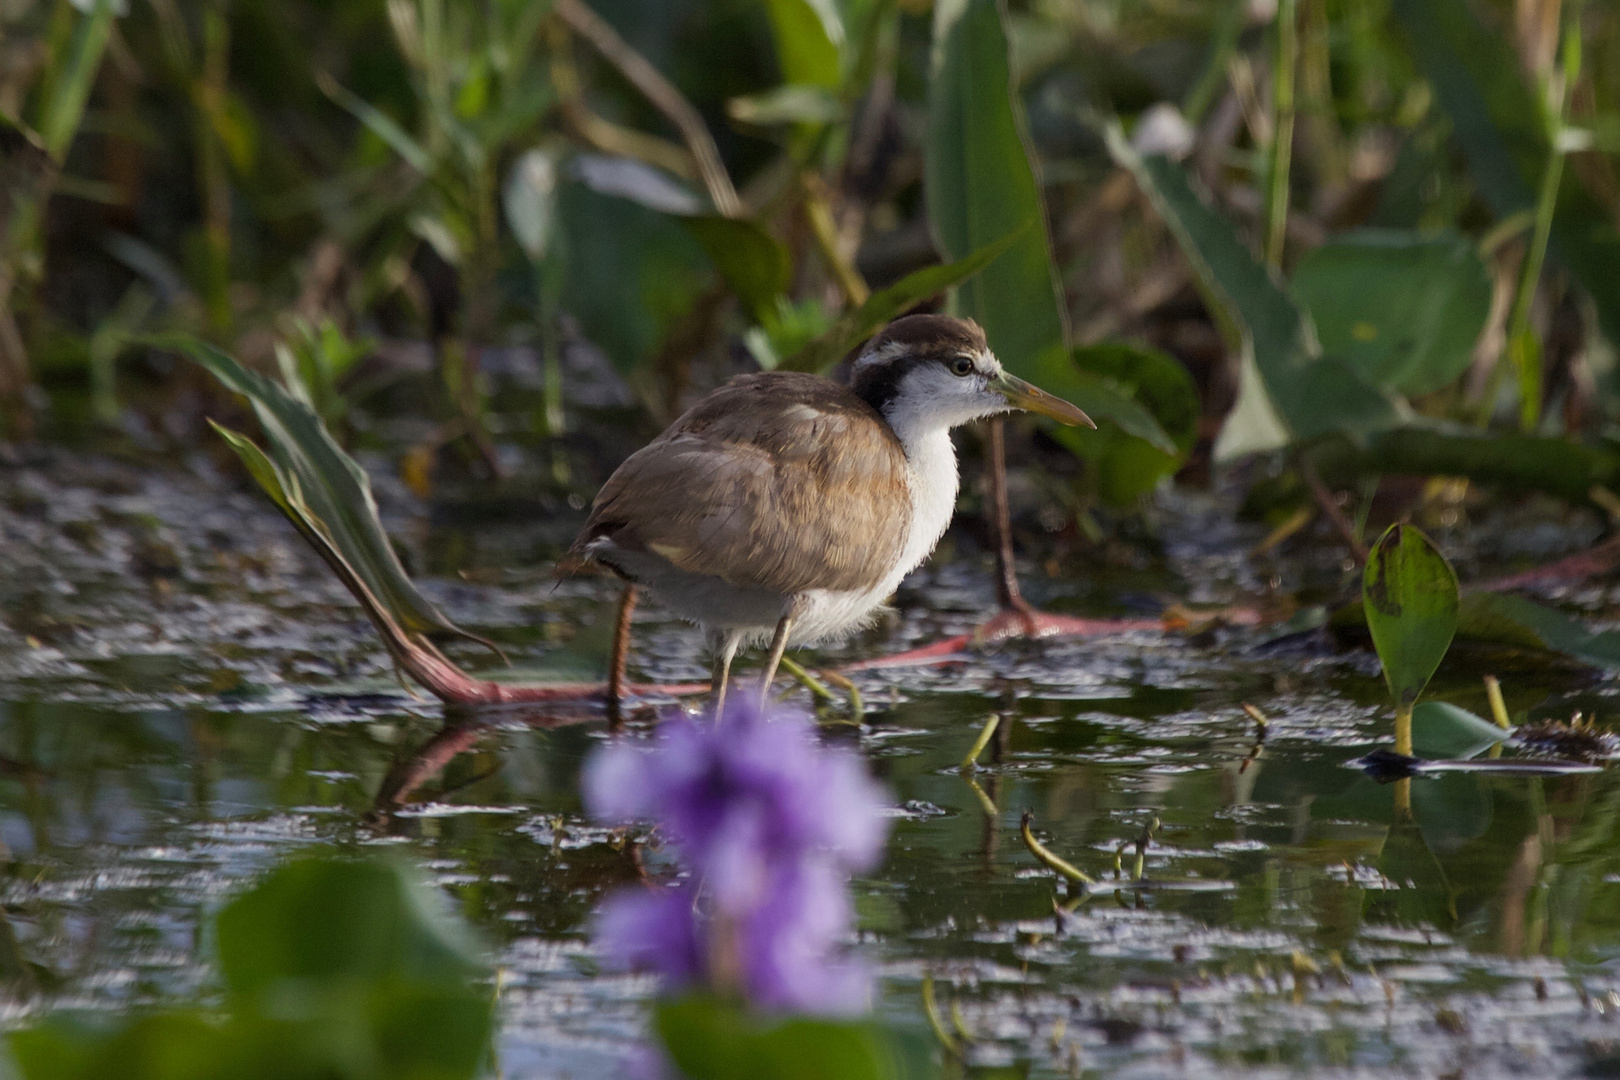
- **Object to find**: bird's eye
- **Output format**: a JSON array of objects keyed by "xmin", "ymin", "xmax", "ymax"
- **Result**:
[{"xmin": 949, "ymin": 357, "xmax": 975, "ymax": 377}]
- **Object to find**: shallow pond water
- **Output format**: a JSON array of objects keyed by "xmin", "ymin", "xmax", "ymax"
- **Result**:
[{"xmin": 3, "ymin": 450, "xmax": 1620, "ymax": 1078}]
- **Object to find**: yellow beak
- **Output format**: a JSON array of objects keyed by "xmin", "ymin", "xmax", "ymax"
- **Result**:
[{"xmin": 989, "ymin": 372, "xmax": 1095, "ymax": 428}]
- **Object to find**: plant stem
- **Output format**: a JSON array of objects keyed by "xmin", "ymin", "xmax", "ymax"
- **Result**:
[
  {"xmin": 1484, "ymin": 675, "xmax": 1511, "ymax": 729},
  {"xmin": 960, "ymin": 715, "xmax": 1000, "ymax": 771},
  {"xmin": 1500, "ymin": 12, "xmax": 1579, "ymax": 432},
  {"xmin": 1395, "ymin": 703, "xmax": 1413, "ymax": 757},
  {"xmin": 1263, "ymin": 0, "xmax": 1297, "ymax": 270},
  {"xmin": 802, "ymin": 172, "xmax": 869, "ymax": 307}
]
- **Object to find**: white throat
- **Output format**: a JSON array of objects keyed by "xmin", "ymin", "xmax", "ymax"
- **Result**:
[{"xmin": 881, "ymin": 405, "xmax": 962, "ymax": 590}]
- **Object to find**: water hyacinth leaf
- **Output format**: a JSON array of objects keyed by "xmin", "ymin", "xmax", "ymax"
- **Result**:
[
  {"xmin": 926, "ymin": 0, "xmax": 1068, "ymax": 381},
  {"xmin": 766, "ymin": 0, "xmax": 843, "ymax": 90},
  {"xmin": 779, "ymin": 229, "xmax": 1025, "ymax": 373},
  {"xmin": 169, "ymin": 337, "xmax": 486, "ymax": 647},
  {"xmin": 1107, "ymin": 130, "xmax": 1401, "ymax": 456},
  {"xmin": 1307, "ymin": 425, "xmax": 1620, "ymax": 507},
  {"xmin": 558, "ymin": 181, "xmax": 712, "ymax": 376},
  {"xmin": 655, "ymin": 996, "xmax": 901, "ymax": 1080},
  {"xmin": 1363, "ymin": 525, "xmax": 1459, "ymax": 707},
  {"xmin": 1050, "ymin": 343, "xmax": 1197, "ymax": 504},
  {"xmin": 1456, "ymin": 592, "xmax": 1620, "ymax": 670},
  {"xmin": 1290, "ymin": 230, "xmax": 1492, "ymax": 397},
  {"xmin": 682, "ymin": 216, "xmax": 792, "ymax": 322},
  {"xmin": 218, "ymin": 858, "xmax": 487, "ymax": 1000},
  {"xmin": 1411, "ymin": 701, "xmax": 1510, "ymax": 759},
  {"xmin": 1393, "ymin": 0, "xmax": 1620, "ymax": 348}
]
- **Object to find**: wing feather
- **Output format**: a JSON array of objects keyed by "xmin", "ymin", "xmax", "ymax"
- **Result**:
[{"xmin": 572, "ymin": 374, "xmax": 911, "ymax": 595}]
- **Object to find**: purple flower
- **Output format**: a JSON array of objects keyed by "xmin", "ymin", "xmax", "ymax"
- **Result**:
[
  {"xmin": 583, "ymin": 697, "xmax": 888, "ymax": 911},
  {"xmin": 584, "ymin": 697, "xmax": 890, "ymax": 1016}
]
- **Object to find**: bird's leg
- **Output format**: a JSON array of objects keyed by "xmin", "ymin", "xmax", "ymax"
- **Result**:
[
  {"xmin": 606, "ymin": 584, "xmax": 638, "ymax": 725},
  {"xmin": 710, "ymin": 632, "xmax": 741, "ymax": 717},
  {"xmin": 757, "ymin": 601, "xmax": 800, "ymax": 709},
  {"xmin": 984, "ymin": 416, "xmax": 1040, "ymax": 638}
]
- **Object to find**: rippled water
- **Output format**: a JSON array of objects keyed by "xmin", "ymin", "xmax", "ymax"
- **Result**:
[{"xmin": 3, "ymin": 450, "xmax": 1620, "ymax": 1078}]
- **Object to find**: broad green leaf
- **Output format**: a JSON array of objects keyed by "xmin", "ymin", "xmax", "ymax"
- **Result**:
[
  {"xmin": 767, "ymin": 0, "xmax": 843, "ymax": 90},
  {"xmin": 1363, "ymin": 524, "xmax": 1459, "ymax": 707},
  {"xmin": 1394, "ymin": 0, "xmax": 1620, "ymax": 349},
  {"xmin": 558, "ymin": 181, "xmax": 712, "ymax": 376},
  {"xmin": 1049, "ymin": 343, "xmax": 1198, "ymax": 505},
  {"xmin": 926, "ymin": 0, "xmax": 1068, "ymax": 381},
  {"xmin": 778, "ymin": 228, "xmax": 1025, "ymax": 373},
  {"xmin": 655, "ymin": 996, "xmax": 899, "ymax": 1080},
  {"xmin": 1106, "ymin": 129, "xmax": 1401, "ymax": 456},
  {"xmin": 1308, "ymin": 424, "xmax": 1620, "ymax": 507},
  {"xmin": 35, "ymin": 0, "xmax": 115, "ymax": 161},
  {"xmin": 1411, "ymin": 701, "xmax": 1510, "ymax": 759},
  {"xmin": 218, "ymin": 857, "xmax": 487, "ymax": 998},
  {"xmin": 167, "ymin": 337, "xmax": 485, "ymax": 646},
  {"xmin": 1456, "ymin": 592, "xmax": 1620, "ymax": 670},
  {"xmin": 682, "ymin": 216, "xmax": 792, "ymax": 322},
  {"xmin": 1291, "ymin": 230, "xmax": 1492, "ymax": 397}
]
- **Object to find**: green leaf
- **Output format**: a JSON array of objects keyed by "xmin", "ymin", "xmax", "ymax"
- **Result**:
[
  {"xmin": 317, "ymin": 72, "xmax": 434, "ymax": 175},
  {"xmin": 1410, "ymin": 702, "xmax": 1510, "ymax": 759},
  {"xmin": 655, "ymin": 996, "xmax": 900, "ymax": 1080},
  {"xmin": 166, "ymin": 337, "xmax": 485, "ymax": 647},
  {"xmin": 1456, "ymin": 591, "xmax": 1620, "ymax": 670},
  {"xmin": 778, "ymin": 228, "xmax": 1025, "ymax": 373},
  {"xmin": 1290, "ymin": 229, "xmax": 1492, "ymax": 397},
  {"xmin": 1106, "ymin": 131, "xmax": 1401, "ymax": 456},
  {"xmin": 1048, "ymin": 342, "xmax": 1198, "ymax": 505},
  {"xmin": 35, "ymin": 0, "xmax": 115, "ymax": 162},
  {"xmin": 682, "ymin": 216, "xmax": 792, "ymax": 322},
  {"xmin": 1394, "ymin": 0, "xmax": 1620, "ymax": 349},
  {"xmin": 728, "ymin": 85, "xmax": 844, "ymax": 127},
  {"xmin": 926, "ymin": 0, "xmax": 1068, "ymax": 381},
  {"xmin": 766, "ymin": 0, "xmax": 843, "ymax": 90},
  {"xmin": 558, "ymin": 181, "xmax": 712, "ymax": 376},
  {"xmin": 217, "ymin": 858, "xmax": 486, "ymax": 999},
  {"xmin": 1363, "ymin": 524, "xmax": 1459, "ymax": 707},
  {"xmin": 1308, "ymin": 425, "xmax": 1620, "ymax": 507}
]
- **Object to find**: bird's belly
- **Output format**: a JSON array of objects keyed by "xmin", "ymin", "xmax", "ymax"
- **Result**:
[{"xmin": 593, "ymin": 541, "xmax": 885, "ymax": 646}]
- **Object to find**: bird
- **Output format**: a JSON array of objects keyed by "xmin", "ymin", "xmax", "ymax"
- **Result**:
[{"xmin": 566, "ymin": 313, "xmax": 1094, "ymax": 711}]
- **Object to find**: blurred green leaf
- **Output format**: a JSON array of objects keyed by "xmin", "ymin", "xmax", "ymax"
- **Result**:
[
  {"xmin": 1456, "ymin": 591, "xmax": 1620, "ymax": 670},
  {"xmin": 1049, "ymin": 342, "xmax": 1197, "ymax": 505},
  {"xmin": 778, "ymin": 229, "xmax": 1024, "ymax": 373},
  {"xmin": 1395, "ymin": 0, "xmax": 1620, "ymax": 348},
  {"xmin": 926, "ymin": 0, "xmax": 1067, "ymax": 381},
  {"xmin": 167, "ymin": 337, "xmax": 485, "ymax": 646},
  {"xmin": 1291, "ymin": 230, "xmax": 1491, "ymax": 397},
  {"xmin": 728, "ymin": 85, "xmax": 844, "ymax": 127},
  {"xmin": 766, "ymin": 0, "xmax": 843, "ymax": 90},
  {"xmin": 35, "ymin": 0, "xmax": 115, "ymax": 162},
  {"xmin": 682, "ymin": 216, "xmax": 792, "ymax": 322},
  {"xmin": 1411, "ymin": 702, "xmax": 1509, "ymax": 759},
  {"xmin": 317, "ymin": 71, "xmax": 433, "ymax": 174},
  {"xmin": 656, "ymin": 996, "xmax": 900, "ymax": 1080},
  {"xmin": 558, "ymin": 182, "xmax": 712, "ymax": 376},
  {"xmin": 217, "ymin": 858, "xmax": 485, "ymax": 999},
  {"xmin": 1309, "ymin": 425, "xmax": 1620, "ymax": 506},
  {"xmin": 1363, "ymin": 524, "xmax": 1459, "ymax": 707},
  {"xmin": 1107, "ymin": 131, "xmax": 1402, "ymax": 457}
]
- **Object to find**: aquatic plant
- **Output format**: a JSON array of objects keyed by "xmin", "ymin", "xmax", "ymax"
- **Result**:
[{"xmin": 584, "ymin": 697, "xmax": 888, "ymax": 1016}]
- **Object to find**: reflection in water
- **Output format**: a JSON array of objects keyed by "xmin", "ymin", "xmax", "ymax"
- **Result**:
[{"xmin": 3, "ymin": 459, "xmax": 1620, "ymax": 1076}]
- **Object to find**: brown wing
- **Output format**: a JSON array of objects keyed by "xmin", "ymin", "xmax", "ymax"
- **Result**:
[{"xmin": 571, "ymin": 373, "xmax": 911, "ymax": 595}]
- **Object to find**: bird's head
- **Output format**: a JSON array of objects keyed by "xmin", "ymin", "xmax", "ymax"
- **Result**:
[{"xmin": 850, "ymin": 314, "xmax": 1095, "ymax": 439}]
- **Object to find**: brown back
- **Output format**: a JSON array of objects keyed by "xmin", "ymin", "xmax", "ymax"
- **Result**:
[{"xmin": 572, "ymin": 372, "xmax": 911, "ymax": 594}]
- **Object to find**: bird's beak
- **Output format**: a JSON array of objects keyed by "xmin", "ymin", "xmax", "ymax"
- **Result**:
[{"xmin": 989, "ymin": 372, "xmax": 1096, "ymax": 428}]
